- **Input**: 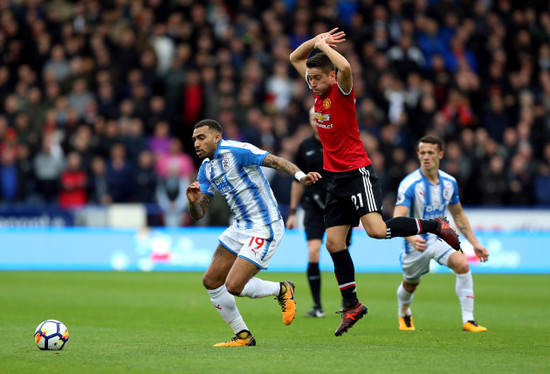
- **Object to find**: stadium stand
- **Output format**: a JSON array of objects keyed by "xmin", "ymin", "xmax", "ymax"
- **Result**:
[{"xmin": 1, "ymin": 0, "xmax": 549, "ymax": 227}]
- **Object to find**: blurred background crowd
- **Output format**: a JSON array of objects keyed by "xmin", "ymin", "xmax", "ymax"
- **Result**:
[{"xmin": 1, "ymin": 0, "xmax": 550, "ymax": 226}]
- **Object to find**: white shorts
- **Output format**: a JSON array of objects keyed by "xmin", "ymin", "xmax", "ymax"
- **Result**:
[
  {"xmin": 218, "ymin": 219, "xmax": 284, "ymax": 270},
  {"xmin": 400, "ymin": 237, "xmax": 455, "ymax": 283}
]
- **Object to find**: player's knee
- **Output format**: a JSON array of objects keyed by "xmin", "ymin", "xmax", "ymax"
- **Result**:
[
  {"xmin": 365, "ymin": 225, "xmax": 386, "ymax": 239},
  {"xmin": 202, "ymin": 274, "xmax": 223, "ymax": 290},
  {"xmin": 225, "ymin": 280, "xmax": 244, "ymax": 296},
  {"xmin": 325, "ymin": 237, "xmax": 344, "ymax": 253},
  {"xmin": 403, "ymin": 282, "xmax": 418, "ymax": 293},
  {"xmin": 454, "ymin": 261, "xmax": 470, "ymax": 274}
]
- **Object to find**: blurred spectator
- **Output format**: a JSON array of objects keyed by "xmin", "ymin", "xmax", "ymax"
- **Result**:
[
  {"xmin": 479, "ymin": 155, "xmax": 508, "ymax": 206},
  {"xmin": 67, "ymin": 79, "xmax": 94, "ymax": 118},
  {"xmin": 105, "ymin": 143, "xmax": 134, "ymax": 203},
  {"xmin": 156, "ymin": 164, "xmax": 190, "ymax": 227},
  {"xmin": 134, "ymin": 150, "xmax": 157, "ymax": 204},
  {"xmin": 148, "ymin": 121, "xmax": 171, "ymax": 156},
  {"xmin": 387, "ymin": 33, "xmax": 425, "ymax": 79},
  {"xmin": 534, "ymin": 163, "xmax": 550, "ymax": 205},
  {"xmin": 33, "ymin": 133, "xmax": 65, "ymax": 203},
  {"xmin": 87, "ymin": 155, "xmax": 110, "ymax": 205},
  {"xmin": 43, "ymin": 44, "xmax": 70, "ymax": 83},
  {"xmin": 16, "ymin": 143, "xmax": 35, "ymax": 202},
  {"xmin": 155, "ymin": 138, "xmax": 194, "ymax": 179},
  {"xmin": 121, "ymin": 117, "xmax": 149, "ymax": 164},
  {"xmin": 0, "ymin": 148, "xmax": 20, "ymax": 203},
  {"xmin": 58, "ymin": 151, "xmax": 87, "ymax": 208},
  {"xmin": 483, "ymin": 93, "xmax": 512, "ymax": 142}
]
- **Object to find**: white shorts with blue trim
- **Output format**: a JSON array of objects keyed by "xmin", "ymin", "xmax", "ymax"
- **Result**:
[
  {"xmin": 400, "ymin": 237, "xmax": 454, "ymax": 283},
  {"xmin": 218, "ymin": 219, "xmax": 284, "ymax": 270}
]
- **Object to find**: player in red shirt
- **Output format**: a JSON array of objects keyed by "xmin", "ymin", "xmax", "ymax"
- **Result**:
[{"xmin": 290, "ymin": 28, "xmax": 461, "ymax": 336}]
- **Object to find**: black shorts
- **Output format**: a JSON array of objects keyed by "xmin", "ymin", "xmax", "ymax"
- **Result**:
[
  {"xmin": 302, "ymin": 197, "xmax": 353, "ymax": 247},
  {"xmin": 325, "ymin": 165, "xmax": 383, "ymax": 229},
  {"xmin": 303, "ymin": 198, "xmax": 325, "ymax": 241}
]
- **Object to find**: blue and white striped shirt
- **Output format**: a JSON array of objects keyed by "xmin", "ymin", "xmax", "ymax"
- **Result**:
[
  {"xmin": 197, "ymin": 139, "xmax": 281, "ymax": 229},
  {"xmin": 396, "ymin": 169, "xmax": 459, "ymax": 250}
]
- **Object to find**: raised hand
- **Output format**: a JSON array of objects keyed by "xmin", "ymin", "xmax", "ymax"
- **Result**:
[{"xmin": 314, "ymin": 28, "xmax": 346, "ymax": 49}]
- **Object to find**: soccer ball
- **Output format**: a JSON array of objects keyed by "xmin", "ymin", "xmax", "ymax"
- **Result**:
[{"xmin": 34, "ymin": 320, "xmax": 69, "ymax": 350}]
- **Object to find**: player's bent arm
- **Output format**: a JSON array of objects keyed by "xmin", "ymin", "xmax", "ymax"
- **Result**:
[
  {"xmin": 263, "ymin": 154, "xmax": 301, "ymax": 175},
  {"xmin": 290, "ymin": 28, "xmax": 346, "ymax": 79},
  {"xmin": 448, "ymin": 202, "xmax": 482, "ymax": 247},
  {"xmin": 188, "ymin": 194, "xmax": 213, "ymax": 221},
  {"xmin": 263, "ymin": 154, "xmax": 321, "ymax": 185},
  {"xmin": 289, "ymin": 40, "xmax": 314, "ymax": 79},
  {"xmin": 315, "ymin": 41, "xmax": 353, "ymax": 93}
]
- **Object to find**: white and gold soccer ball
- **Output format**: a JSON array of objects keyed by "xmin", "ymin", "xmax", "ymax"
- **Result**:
[{"xmin": 34, "ymin": 320, "xmax": 69, "ymax": 350}]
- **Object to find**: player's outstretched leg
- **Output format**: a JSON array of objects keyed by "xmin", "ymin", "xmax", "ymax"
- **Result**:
[
  {"xmin": 277, "ymin": 281, "xmax": 296, "ymax": 325},
  {"xmin": 334, "ymin": 302, "xmax": 368, "ymax": 336},
  {"xmin": 213, "ymin": 330, "xmax": 257, "ymax": 347},
  {"xmin": 434, "ymin": 217, "xmax": 461, "ymax": 250}
]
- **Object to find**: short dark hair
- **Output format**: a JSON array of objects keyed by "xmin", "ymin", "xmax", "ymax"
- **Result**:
[
  {"xmin": 418, "ymin": 135, "xmax": 444, "ymax": 152},
  {"xmin": 194, "ymin": 119, "xmax": 223, "ymax": 134},
  {"xmin": 306, "ymin": 52, "xmax": 336, "ymax": 74}
]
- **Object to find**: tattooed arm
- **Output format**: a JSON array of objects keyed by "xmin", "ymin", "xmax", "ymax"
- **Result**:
[
  {"xmin": 262, "ymin": 154, "xmax": 322, "ymax": 186},
  {"xmin": 263, "ymin": 154, "xmax": 301, "ymax": 176},
  {"xmin": 186, "ymin": 181, "xmax": 213, "ymax": 221}
]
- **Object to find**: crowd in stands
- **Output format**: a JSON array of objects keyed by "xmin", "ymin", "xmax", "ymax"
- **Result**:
[{"xmin": 1, "ymin": 0, "xmax": 550, "ymax": 226}]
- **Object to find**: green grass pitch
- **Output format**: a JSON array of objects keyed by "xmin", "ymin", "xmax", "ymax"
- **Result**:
[{"xmin": 0, "ymin": 271, "xmax": 548, "ymax": 373}]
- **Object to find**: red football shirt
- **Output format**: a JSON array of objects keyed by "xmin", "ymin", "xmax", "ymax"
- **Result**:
[{"xmin": 312, "ymin": 83, "xmax": 371, "ymax": 172}]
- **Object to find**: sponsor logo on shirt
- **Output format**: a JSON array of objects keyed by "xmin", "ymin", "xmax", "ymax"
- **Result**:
[
  {"xmin": 423, "ymin": 204, "xmax": 446, "ymax": 219},
  {"xmin": 315, "ymin": 112, "xmax": 333, "ymax": 129},
  {"xmin": 315, "ymin": 112, "xmax": 330, "ymax": 122},
  {"xmin": 213, "ymin": 174, "xmax": 234, "ymax": 194}
]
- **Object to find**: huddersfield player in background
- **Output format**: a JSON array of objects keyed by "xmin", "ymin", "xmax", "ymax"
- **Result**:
[
  {"xmin": 394, "ymin": 135, "xmax": 489, "ymax": 332},
  {"xmin": 186, "ymin": 119, "xmax": 321, "ymax": 346},
  {"xmin": 290, "ymin": 28, "xmax": 460, "ymax": 336}
]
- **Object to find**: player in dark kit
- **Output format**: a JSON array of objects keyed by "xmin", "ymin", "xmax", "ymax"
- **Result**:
[
  {"xmin": 290, "ymin": 28, "xmax": 461, "ymax": 336},
  {"xmin": 287, "ymin": 107, "xmax": 352, "ymax": 318}
]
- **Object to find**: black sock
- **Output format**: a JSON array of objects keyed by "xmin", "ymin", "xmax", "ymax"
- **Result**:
[
  {"xmin": 385, "ymin": 217, "xmax": 438, "ymax": 238},
  {"xmin": 329, "ymin": 249, "xmax": 358, "ymax": 308},
  {"xmin": 307, "ymin": 262, "xmax": 321, "ymax": 308}
]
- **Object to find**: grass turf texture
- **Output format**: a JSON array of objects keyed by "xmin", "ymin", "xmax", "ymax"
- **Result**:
[{"xmin": 0, "ymin": 272, "xmax": 548, "ymax": 373}]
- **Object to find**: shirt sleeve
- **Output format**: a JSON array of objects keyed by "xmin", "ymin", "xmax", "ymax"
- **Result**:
[
  {"xmin": 197, "ymin": 163, "xmax": 215, "ymax": 196},
  {"xmin": 449, "ymin": 179, "xmax": 460, "ymax": 205},
  {"xmin": 396, "ymin": 182, "xmax": 414, "ymax": 208},
  {"xmin": 228, "ymin": 143, "xmax": 268, "ymax": 167}
]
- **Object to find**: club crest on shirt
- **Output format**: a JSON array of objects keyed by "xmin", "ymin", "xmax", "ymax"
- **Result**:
[
  {"xmin": 443, "ymin": 187, "xmax": 451, "ymax": 201},
  {"xmin": 322, "ymin": 98, "xmax": 332, "ymax": 109},
  {"xmin": 221, "ymin": 155, "xmax": 230, "ymax": 171}
]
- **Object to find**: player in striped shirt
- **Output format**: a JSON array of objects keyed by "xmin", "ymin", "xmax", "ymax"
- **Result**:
[
  {"xmin": 394, "ymin": 135, "xmax": 489, "ymax": 332},
  {"xmin": 186, "ymin": 119, "xmax": 321, "ymax": 346}
]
